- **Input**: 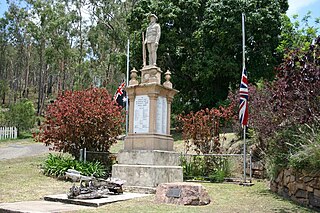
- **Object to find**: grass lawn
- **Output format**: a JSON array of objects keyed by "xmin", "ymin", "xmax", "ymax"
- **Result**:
[
  {"xmin": 0, "ymin": 138, "xmax": 34, "ymax": 148},
  {"xmin": 0, "ymin": 154, "xmax": 316, "ymax": 212}
]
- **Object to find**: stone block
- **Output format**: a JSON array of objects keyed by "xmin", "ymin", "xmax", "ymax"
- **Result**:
[
  {"xmin": 295, "ymin": 189, "xmax": 307, "ymax": 199},
  {"xmin": 306, "ymin": 186, "xmax": 314, "ymax": 192},
  {"xmin": 296, "ymin": 182, "xmax": 306, "ymax": 190},
  {"xmin": 284, "ymin": 175, "xmax": 291, "ymax": 186},
  {"xmin": 315, "ymin": 189, "xmax": 320, "ymax": 197},
  {"xmin": 290, "ymin": 175, "xmax": 295, "ymax": 182},
  {"xmin": 284, "ymin": 169, "xmax": 291, "ymax": 178},
  {"xmin": 288, "ymin": 182, "xmax": 297, "ymax": 196},
  {"xmin": 117, "ymin": 150, "xmax": 180, "ymax": 166},
  {"xmin": 291, "ymin": 197, "xmax": 308, "ymax": 206},
  {"xmin": 124, "ymin": 134, "xmax": 174, "ymax": 151},
  {"xmin": 112, "ymin": 164, "xmax": 183, "ymax": 188},
  {"xmin": 303, "ymin": 176, "xmax": 313, "ymax": 183},
  {"xmin": 251, "ymin": 161, "xmax": 264, "ymax": 170},
  {"xmin": 270, "ymin": 181, "xmax": 278, "ymax": 193},
  {"xmin": 309, "ymin": 193, "xmax": 320, "ymax": 209},
  {"xmin": 155, "ymin": 182, "xmax": 210, "ymax": 205},
  {"xmin": 276, "ymin": 170, "xmax": 284, "ymax": 184}
]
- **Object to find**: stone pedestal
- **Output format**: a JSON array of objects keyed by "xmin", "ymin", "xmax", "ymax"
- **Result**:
[{"xmin": 112, "ymin": 66, "xmax": 183, "ymax": 192}]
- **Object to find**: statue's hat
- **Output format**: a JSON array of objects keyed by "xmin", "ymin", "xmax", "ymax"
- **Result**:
[{"xmin": 149, "ymin": 14, "xmax": 158, "ymax": 20}]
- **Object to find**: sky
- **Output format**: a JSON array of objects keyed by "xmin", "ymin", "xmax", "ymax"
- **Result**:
[{"xmin": 0, "ymin": 0, "xmax": 319, "ymax": 25}]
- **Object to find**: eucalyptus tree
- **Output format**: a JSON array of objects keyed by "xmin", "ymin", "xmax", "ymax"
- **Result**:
[
  {"xmin": 277, "ymin": 12, "xmax": 320, "ymax": 54},
  {"xmin": 87, "ymin": 0, "xmax": 131, "ymax": 91}
]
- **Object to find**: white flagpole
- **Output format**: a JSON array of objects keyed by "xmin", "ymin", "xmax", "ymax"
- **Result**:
[
  {"xmin": 125, "ymin": 39, "xmax": 130, "ymax": 136},
  {"xmin": 242, "ymin": 13, "xmax": 247, "ymax": 183}
]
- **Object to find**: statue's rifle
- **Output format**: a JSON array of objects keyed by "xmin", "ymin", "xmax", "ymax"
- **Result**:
[{"xmin": 142, "ymin": 32, "xmax": 146, "ymax": 67}]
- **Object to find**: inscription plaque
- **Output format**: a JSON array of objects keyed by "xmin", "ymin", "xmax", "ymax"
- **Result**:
[
  {"xmin": 166, "ymin": 188, "xmax": 181, "ymax": 198},
  {"xmin": 133, "ymin": 95, "xmax": 150, "ymax": 133},
  {"xmin": 156, "ymin": 96, "xmax": 167, "ymax": 134}
]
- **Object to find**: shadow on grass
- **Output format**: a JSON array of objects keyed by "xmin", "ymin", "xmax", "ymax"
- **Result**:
[{"xmin": 257, "ymin": 188, "xmax": 316, "ymax": 213}]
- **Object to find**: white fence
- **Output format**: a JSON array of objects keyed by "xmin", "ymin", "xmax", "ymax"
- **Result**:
[{"xmin": 0, "ymin": 127, "xmax": 18, "ymax": 140}]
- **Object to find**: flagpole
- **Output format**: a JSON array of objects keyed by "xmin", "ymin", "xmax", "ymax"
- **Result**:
[
  {"xmin": 242, "ymin": 13, "xmax": 247, "ymax": 183},
  {"xmin": 125, "ymin": 39, "xmax": 130, "ymax": 136}
]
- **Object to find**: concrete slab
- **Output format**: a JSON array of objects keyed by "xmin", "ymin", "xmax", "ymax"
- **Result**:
[
  {"xmin": 0, "ymin": 200, "xmax": 94, "ymax": 213},
  {"xmin": 0, "ymin": 193, "xmax": 151, "ymax": 212},
  {"xmin": 44, "ymin": 192, "xmax": 151, "ymax": 207}
]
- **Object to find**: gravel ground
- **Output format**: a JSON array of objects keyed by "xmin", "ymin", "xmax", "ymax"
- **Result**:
[{"xmin": 0, "ymin": 142, "xmax": 51, "ymax": 160}]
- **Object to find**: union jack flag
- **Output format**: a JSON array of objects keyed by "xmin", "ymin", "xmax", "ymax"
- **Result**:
[
  {"xmin": 239, "ymin": 67, "xmax": 248, "ymax": 127},
  {"xmin": 114, "ymin": 80, "xmax": 126, "ymax": 107}
]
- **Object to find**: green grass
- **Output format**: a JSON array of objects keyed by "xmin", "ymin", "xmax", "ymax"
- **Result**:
[
  {"xmin": 0, "ymin": 136, "xmax": 317, "ymax": 212},
  {"xmin": 0, "ymin": 138, "xmax": 35, "ymax": 148},
  {"xmin": 0, "ymin": 155, "xmax": 316, "ymax": 212}
]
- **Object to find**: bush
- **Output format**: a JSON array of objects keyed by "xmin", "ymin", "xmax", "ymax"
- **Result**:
[
  {"xmin": 229, "ymin": 36, "xmax": 320, "ymax": 179},
  {"xmin": 177, "ymin": 106, "xmax": 235, "ymax": 154},
  {"xmin": 42, "ymin": 153, "xmax": 107, "ymax": 178},
  {"xmin": 181, "ymin": 155, "xmax": 231, "ymax": 182},
  {"xmin": 34, "ymin": 87, "xmax": 124, "ymax": 158},
  {"xmin": 5, "ymin": 100, "xmax": 36, "ymax": 132}
]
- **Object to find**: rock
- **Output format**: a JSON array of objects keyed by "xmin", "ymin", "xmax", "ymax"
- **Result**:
[
  {"xmin": 306, "ymin": 186, "xmax": 314, "ymax": 192},
  {"xmin": 276, "ymin": 170, "xmax": 284, "ymax": 184},
  {"xmin": 290, "ymin": 175, "xmax": 295, "ymax": 182},
  {"xmin": 303, "ymin": 176, "xmax": 313, "ymax": 183},
  {"xmin": 270, "ymin": 181, "xmax": 278, "ymax": 193},
  {"xmin": 155, "ymin": 182, "xmax": 211, "ymax": 206},
  {"xmin": 295, "ymin": 189, "xmax": 307, "ymax": 199},
  {"xmin": 309, "ymin": 193, "xmax": 320, "ymax": 208},
  {"xmin": 284, "ymin": 175, "xmax": 291, "ymax": 186},
  {"xmin": 314, "ymin": 189, "xmax": 320, "ymax": 197},
  {"xmin": 296, "ymin": 182, "xmax": 306, "ymax": 190},
  {"xmin": 287, "ymin": 182, "xmax": 297, "ymax": 196}
]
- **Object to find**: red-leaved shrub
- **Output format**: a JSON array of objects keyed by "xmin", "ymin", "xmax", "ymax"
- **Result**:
[
  {"xmin": 34, "ymin": 87, "xmax": 125, "ymax": 158},
  {"xmin": 177, "ymin": 105, "xmax": 235, "ymax": 154}
]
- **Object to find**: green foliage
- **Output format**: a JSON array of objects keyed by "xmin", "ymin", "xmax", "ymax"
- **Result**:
[
  {"xmin": 5, "ymin": 100, "xmax": 36, "ymax": 132},
  {"xmin": 17, "ymin": 131, "xmax": 33, "ymax": 139},
  {"xmin": 0, "ymin": 106, "xmax": 5, "ymax": 125},
  {"xmin": 181, "ymin": 155, "xmax": 231, "ymax": 183},
  {"xmin": 42, "ymin": 153, "xmax": 106, "ymax": 178},
  {"xmin": 128, "ymin": 0, "xmax": 287, "ymax": 113},
  {"xmin": 277, "ymin": 12, "xmax": 320, "ymax": 54},
  {"xmin": 266, "ymin": 122, "xmax": 320, "ymax": 179},
  {"xmin": 287, "ymin": 123, "xmax": 320, "ymax": 172},
  {"xmin": 231, "ymin": 35, "xmax": 320, "ymax": 179}
]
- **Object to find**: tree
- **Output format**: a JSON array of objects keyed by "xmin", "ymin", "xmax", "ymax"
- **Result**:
[
  {"xmin": 228, "ymin": 35, "xmax": 320, "ymax": 175},
  {"xmin": 276, "ymin": 12, "xmax": 320, "ymax": 55},
  {"xmin": 5, "ymin": 100, "xmax": 36, "ymax": 132},
  {"xmin": 34, "ymin": 87, "xmax": 125, "ymax": 158},
  {"xmin": 127, "ymin": 0, "xmax": 288, "ymax": 113}
]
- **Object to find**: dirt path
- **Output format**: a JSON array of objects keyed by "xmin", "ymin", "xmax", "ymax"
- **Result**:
[{"xmin": 0, "ymin": 141, "xmax": 51, "ymax": 160}]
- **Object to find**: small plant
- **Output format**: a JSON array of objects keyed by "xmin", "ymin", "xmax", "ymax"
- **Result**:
[
  {"xmin": 209, "ymin": 169, "xmax": 226, "ymax": 183},
  {"xmin": 41, "ymin": 153, "xmax": 107, "ymax": 178},
  {"xmin": 181, "ymin": 155, "xmax": 231, "ymax": 182}
]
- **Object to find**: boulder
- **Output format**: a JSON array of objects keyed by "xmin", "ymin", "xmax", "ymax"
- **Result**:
[{"xmin": 155, "ymin": 182, "xmax": 210, "ymax": 206}]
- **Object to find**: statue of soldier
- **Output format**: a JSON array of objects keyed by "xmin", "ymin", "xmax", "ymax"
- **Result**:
[{"xmin": 144, "ymin": 14, "xmax": 161, "ymax": 66}]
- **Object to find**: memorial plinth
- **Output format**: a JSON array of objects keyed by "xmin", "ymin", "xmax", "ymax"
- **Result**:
[{"xmin": 112, "ymin": 66, "xmax": 183, "ymax": 191}]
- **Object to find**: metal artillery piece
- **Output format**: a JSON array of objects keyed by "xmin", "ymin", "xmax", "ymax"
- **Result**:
[{"xmin": 66, "ymin": 169, "xmax": 125, "ymax": 199}]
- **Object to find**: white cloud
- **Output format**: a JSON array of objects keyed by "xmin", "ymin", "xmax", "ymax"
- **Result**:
[{"xmin": 287, "ymin": 0, "xmax": 318, "ymax": 16}]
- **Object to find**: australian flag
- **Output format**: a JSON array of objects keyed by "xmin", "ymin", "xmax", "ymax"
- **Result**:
[
  {"xmin": 239, "ymin": 67, "xmax": 248, "ymax": 127},
  {"xmin": 114, "ymin": 80, "xmax": 127, "ymax": 108}
]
